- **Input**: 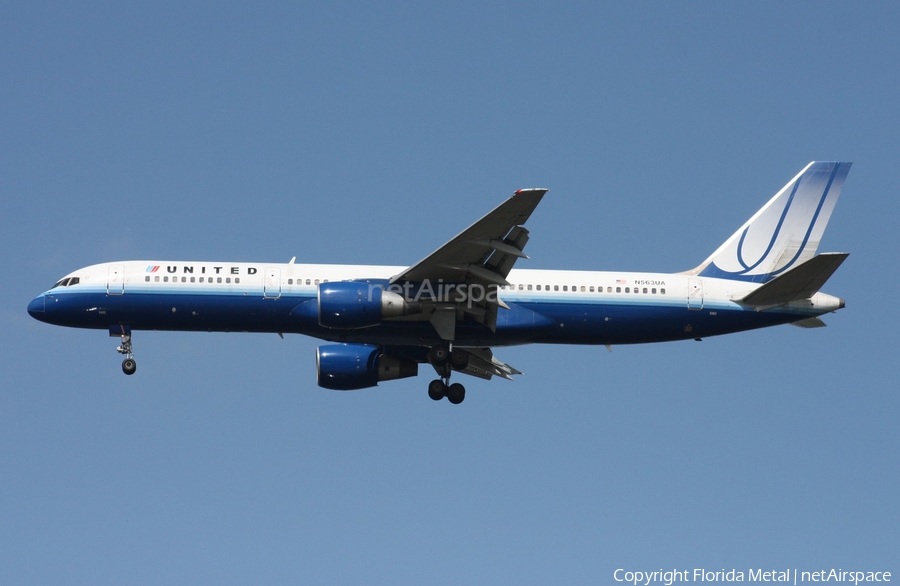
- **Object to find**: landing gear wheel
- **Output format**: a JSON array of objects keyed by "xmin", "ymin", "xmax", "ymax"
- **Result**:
[
  {"xmin": 427, "ymin": 379, "xmax": 446, "ymax": 401},
  {"xmin": 115, "ymin": 331, "xmax": 136, "ymax": 375},
  {"xmin": 429, "ymin": 346, "xmax": 449, "ymax": 365},
  {"xmin": 446, "ymin": 383, "xmax": 466, "ymax": 404},
  {"xmin": 450, "ymin": 348, "xmax": 469, "ymax": 369}
]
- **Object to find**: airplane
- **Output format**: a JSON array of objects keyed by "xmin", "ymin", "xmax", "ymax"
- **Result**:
[{"xmin": 28, "ymin": 161, "xmax": 851, "ymax": 404}]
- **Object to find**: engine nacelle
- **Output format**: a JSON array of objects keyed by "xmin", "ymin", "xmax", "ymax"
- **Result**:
[
  {"xmin": 318, "ymin": 281, "xmax": 419, "ymax": 329},
  {"xmin": 316, "ymin": 343, "xmax": 418, "ymax": 390}
]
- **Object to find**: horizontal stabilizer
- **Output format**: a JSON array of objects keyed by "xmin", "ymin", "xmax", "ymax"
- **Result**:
[{"xmin": 740, "ymin": 252, "xmax": 848, "ymax": 308}]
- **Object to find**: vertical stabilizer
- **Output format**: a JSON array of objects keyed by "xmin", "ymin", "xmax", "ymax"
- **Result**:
[{"xmin": 690, "ymin": 161, "xmax": 851, "ymax": 283}]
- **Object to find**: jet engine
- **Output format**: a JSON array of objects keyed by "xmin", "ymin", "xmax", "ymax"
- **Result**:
[
  {"xmin": 316, "ymin": 343, "xmax": 418, "ymax": 390},
  {"xmin": 318, "ymin": 281, "xmax": 419, "ymax": 329}
]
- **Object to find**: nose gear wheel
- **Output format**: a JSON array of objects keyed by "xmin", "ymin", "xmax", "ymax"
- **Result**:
[{"xmin": 116, "ymin": 333, "xmax": 137, "ymax": 375}]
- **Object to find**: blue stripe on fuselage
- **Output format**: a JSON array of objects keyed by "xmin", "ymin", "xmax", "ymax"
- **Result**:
[{"xmin": 34, "ymin": 289, "xmax": 814, "ymax": 347}]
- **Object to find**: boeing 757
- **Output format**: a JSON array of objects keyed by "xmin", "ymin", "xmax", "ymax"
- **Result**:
[{"xmin": 28, "ymin": 162, "xmax": 851, "ymax": 404}]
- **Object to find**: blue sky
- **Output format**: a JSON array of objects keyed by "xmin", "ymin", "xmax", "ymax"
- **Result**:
[{"xmin": 2, "ymin": 2, "xmax": 898, "ymax": 584}]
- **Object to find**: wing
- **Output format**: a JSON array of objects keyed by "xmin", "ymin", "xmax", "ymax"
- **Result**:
[
  {"xmin": 389, "ymin": 188, "xmax": 548, "ymax": 338},
  {"xmin": 391, "ymin": 188, "xmax": 547, "ymax": 285}
]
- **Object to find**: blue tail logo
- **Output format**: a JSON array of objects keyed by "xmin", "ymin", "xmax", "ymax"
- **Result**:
[{"xmin": 692, "ymin": 162, "xmax": 851, "ymax": 283}]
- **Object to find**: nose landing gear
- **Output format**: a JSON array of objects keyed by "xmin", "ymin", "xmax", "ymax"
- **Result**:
[{"xmin": 111, "ymin": 326, "xmax": 136, "ymax": 375}]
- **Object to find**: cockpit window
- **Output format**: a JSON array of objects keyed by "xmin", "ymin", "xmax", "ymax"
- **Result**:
[{"xmin": 50, "ymin": 277, "xmax": 80, "ymax": 289}]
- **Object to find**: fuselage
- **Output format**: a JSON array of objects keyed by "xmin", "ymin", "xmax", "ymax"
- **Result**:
[{"xmin": 27, "ymin": 260, "xmax": 844, "ymax": 347}]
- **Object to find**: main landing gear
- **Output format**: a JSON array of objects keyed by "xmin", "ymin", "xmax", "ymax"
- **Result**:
[
  {"xmin": 426, "ymin": 345, "xmax": 470, "ymax": 404},
  {"xmin": 116, "ymin": 332, "xmax": 136, "ymax": 375}
]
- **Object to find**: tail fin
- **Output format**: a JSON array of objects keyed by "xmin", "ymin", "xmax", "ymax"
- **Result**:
[{"xmin": 689, "ymin": 161, "xmax": 851, "ymax": 283}]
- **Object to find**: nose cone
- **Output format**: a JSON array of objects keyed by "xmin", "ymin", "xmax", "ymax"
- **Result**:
[{"xmin": 27, "ymin": 296, "xmax": 46, "ymax": 320}]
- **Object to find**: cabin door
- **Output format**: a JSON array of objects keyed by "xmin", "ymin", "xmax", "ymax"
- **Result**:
[
  {"xmin": 264, "ymin": 267, "xmax": 281, "ymax": 299},
  {"xmin": 107, "ymin": 264, "xmax": 125, "ymax": 295},
  {"xmin": 687, "ymin": 278, "xmax": 703, "ymax": 310}
]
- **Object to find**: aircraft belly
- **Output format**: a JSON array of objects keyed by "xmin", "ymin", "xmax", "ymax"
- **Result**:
[{"xmin": 525, "ymin": 301, "xmax": 808, "ymax": 345}]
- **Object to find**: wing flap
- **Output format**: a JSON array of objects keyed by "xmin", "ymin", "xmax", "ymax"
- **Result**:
[
  {"xmin": 484, "ymin": 226, "xmax": 530, "ymax": 280},
  {"xmin": 458, "ymin": 348, "xmax": 522, "ymax": 381}
]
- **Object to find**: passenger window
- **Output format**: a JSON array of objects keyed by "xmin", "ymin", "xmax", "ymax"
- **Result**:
[
  {"xmin": 652, "ymin": 288, "xmax": 657, "ymax": 294},
  {"xmin": 554, "ymin": 285, "xmax": 559, "ymax": 291},
  {"xmin": 288, "ymin": 279, "xmax": 293, "ymax": 285},
  {"xmin": 527, "ymin": 284, "xmax": 532, "ymax": 291},
  {"xmin": 217, "ymin": 277, "xmax": 222, "ymax": 283},
  {"xmin": 536, "ymin": 285, "xmax": 541, "ymax": 291},
  {"xmin": 624, "ymin": 287, "xmax": 630, "ymax": 293},
  {"xmin": 145, "ymin": 276, "xmax": 150, "ymax": 282},
  {"xmin": 182, "ymin": 277, "xmax": 187, "ymax": 283},
  {"xmin": 589, "ymin": 286, "xmax": 594, "ymax": 292},
  {"xmin": 643, "ymin": 287, "xmax": 647, "ymax": 294},
  {"xmin": 315, "ymin": 279, "xmax": 320, "ymax": 285},
  {"xmin": 563, "ymin": 286, "xmax": 568, "ymax": 292},
  {"xmin": 191, "ymin": 277, "xmax": 196, "ymax": 283},
  {"xmin": 235, "ymin": 278, "xmax": 240, "ymax": 284},
  {"xmin": 164, "ymin": 276, "xmax": 169, "ymax": 282},
  {"xmin": 615, "ymin": 286, "xmax": 621, "ymax": 293},
  {"xmin": 306, "ymin": 279, "xmax": 311, "ymax": 285},
  {"xmin": 581, "ymin": 286, "xmax": 586, "ymax": 292},
  {"xmin": 155, "ymin": 276, "xmax": 160, "ymax": 282},
  {"xmin": 661, "ymin": 288, "xmax": 666, "ymax": 295},
  {"xmin": 518, "ymin": 284, "xmax": 523, "ymax": 290},
  {"xmin": 226, "ymin": 277, "xmax": 231, "ymax": 284}
]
